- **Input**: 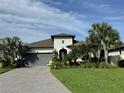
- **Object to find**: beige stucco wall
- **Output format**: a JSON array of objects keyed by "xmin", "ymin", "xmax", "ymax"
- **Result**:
[
  {"xmin": 120, "ymin": 51, "xmax": 124, "ymax": 60},
  {"xmin": 121, "ymin": 50, "xmax": 124, "ymax": 54},
  {"xmin": 120, "ymin": 55, "xmax": 124, "ymax": 59},
  {"xmin": 53, "ymin": 37, "xmax": 72, "ymax": 54},
  {"xmin": 29, "ymin": 37, "xmax": 73, "ymax": 55}
]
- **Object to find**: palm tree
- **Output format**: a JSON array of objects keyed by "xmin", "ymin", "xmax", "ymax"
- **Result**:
[
  {"xmin": 86, "ymin": 33, "xmax": 101, "ymax": 63},
  {"xmin": 88, "ymin": 23, "xmax": 121, "ymax": 64},
  {"xmin": 0, "ymin": 37, "xmax": 29, "ymax": 67}
]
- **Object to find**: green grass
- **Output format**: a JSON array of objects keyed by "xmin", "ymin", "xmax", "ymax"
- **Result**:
[
  {"xmin": 52, "ymin": 68, "xmax": 124, "ymax": 93},
  {"xmin": 0, "ymin": 68, "xmax": 13, "ymax": 74}
]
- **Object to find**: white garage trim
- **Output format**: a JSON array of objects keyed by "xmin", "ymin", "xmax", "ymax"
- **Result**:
[{"xmin": 28, "ymin": 48, "xmax": 53, "ymax": 53}]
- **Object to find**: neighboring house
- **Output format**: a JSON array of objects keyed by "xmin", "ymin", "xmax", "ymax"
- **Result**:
[
  {"xmin": 108, "ymin": 44, "xmax": 124, "ymax": 65},
  {"xmin": 27, "ymin": 33, "xmax": 79, "ymax": 66}
]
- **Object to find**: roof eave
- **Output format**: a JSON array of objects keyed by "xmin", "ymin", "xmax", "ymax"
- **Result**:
[{"xmin": 29, "ymin": 46, "xmax": 54, "ymax": 48}]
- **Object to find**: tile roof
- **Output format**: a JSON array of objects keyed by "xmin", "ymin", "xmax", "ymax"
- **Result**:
[
  {"xmin": 51, "ymin": 33, "xmax": 75, "ymax": 38},
  {"xmin": 28, "ymin": 33, "xmax": 76, "ymax": 48},
  {"xmin": 109, "ymin": 44, "xmax": 124, "ymax": 51},
  {"xmin": 67, "ymin": 41, "xmax": 84, "ymax": 48},
  {"xmin": 28, "ymin": 38, "xmax": 53, "ymax": 48}
]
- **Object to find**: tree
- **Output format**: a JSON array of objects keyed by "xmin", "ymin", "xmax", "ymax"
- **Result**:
[
  {"xmin": 0, "ymin": 37, "xmax": 29, "ymax": 67},
  {"xmin": 77, "ymin": 43, "xmax": 89, "ymax": 61},
  {"xmin": 52, "ymin": 50, "xmax": 59, "ymax": 62},
  {"xmin": 88, "ymin": 23, "xmax": 121, "ymax": 64},
  {"xmin": 67, "ymin": 47, "xmax": 78, "ymax": 63},
  {"xmin": 67, "ymin": 43, "xmax": 88, "ymax": 65},
  {"xmin": 86, "ymin": 33, "xmax": 101, "ymax": 63}
]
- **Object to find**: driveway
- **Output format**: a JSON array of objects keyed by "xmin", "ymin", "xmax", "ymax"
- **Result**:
[{"xmin": 0, "ymin": 66, "xmax": 71, "ymax": 93}]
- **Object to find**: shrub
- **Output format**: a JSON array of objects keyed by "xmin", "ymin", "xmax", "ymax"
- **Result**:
[
  {"xmin": 48, "ymin": 60, "xmax": 118, "ymax": 69},
  {"xmin": 52, "ymin": 50, "xmax": 59, "ymax": 62},
  {"xmin": 81, "ymin": 63, "xmax": 98, "ymax": 68},
  {"xmin": 118, "ymin": 60, "xmax": 124, "ymax": 67},
  {"xmin": 48, "ymin": 60, "xmax": 65, "ymax": 69},
  {"xmin": 48, "ymin": 60, "xmax": 53, "ymax": 67},
  {"xmin": 80, "ymin": 62, "xmax": 117, "ymax": 69},
  {"xmin": 99, "ymin": 62, "xmax": 117, "ymax": 69}
]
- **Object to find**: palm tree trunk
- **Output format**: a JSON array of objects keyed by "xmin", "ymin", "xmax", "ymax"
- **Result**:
[
  {"xmin": 101, "ymin": 40, "xmax": 109, "ymax": 64},
  {"xmin": 88, "ymin": 52, "xmax": 91, "ymax": 62},
  {"xmin": 97, "ymin": 50, "xmax": 101, "ymax": 63},
  {"xmin": 104, "ymin": 49, "xmax": 108, "ymax": 64}
]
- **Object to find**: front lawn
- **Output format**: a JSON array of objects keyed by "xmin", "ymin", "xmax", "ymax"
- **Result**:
[
  {"xmin": 0, "ymin": 68, "xmax": 13, "ymax": 74},
  {"xmin": 52, "ymin": 68, "xmax": 124, "ymax": 93}
]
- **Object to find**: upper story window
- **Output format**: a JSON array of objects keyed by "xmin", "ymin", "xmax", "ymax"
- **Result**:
[{"xmin": 62, "ymin": 40, "xmax": 64, "ymax": 44}]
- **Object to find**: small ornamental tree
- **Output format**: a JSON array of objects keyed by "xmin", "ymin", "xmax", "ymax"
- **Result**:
[
  {"xmin": 52, "ymin": 50, "xmax": 59, "ymax": 62},
  {"xmin": 67, "ymin": 43, "xmax": 88, "ymax": 65},
  {"xmin": 51, "ymin": 50, "xmax": 65, "ymax": 69}
]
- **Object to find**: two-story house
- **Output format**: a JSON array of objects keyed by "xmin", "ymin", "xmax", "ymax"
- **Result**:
[{"xmin": 27, "ymin": 33, "xmax": 78, "ymax": 66}]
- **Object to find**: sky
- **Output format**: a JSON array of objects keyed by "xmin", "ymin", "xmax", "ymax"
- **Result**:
[{"xmin": 0, "ymin": 0, "xmax": 124, "ymax": 43}]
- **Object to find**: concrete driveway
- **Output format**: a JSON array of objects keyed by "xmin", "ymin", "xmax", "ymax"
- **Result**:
[{"xmin": 0, "ymin": 66, "xmax": 71, "ymax": 93}]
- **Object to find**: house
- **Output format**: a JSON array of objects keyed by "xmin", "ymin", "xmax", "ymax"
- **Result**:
[
  {"xmin": 108, "ymin": 44, "xmax": 124, "ymax": 66},
  {"xmin": 27, "ymin": 33, "xmax": 79, "ymax": 66}
]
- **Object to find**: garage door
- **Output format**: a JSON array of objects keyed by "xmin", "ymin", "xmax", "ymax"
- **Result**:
[{"xmin": 26, "ymin": 53, "xmax": 52, "ymax": 66}]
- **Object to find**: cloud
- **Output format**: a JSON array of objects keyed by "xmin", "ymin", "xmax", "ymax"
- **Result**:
[
  {"xmin": 83, "ymin": 1, "xmax": 113, "ymax": 13},
  {"xmin": 0, "ymin": 0, "xmax": 88, "ymax": 42},
  {"xmin": 103, "ymin": 16, "xmax": 124, "ymax": 20},
  {"xmin": 82, "ymin": 1, "xmax": 124, "ymax": 15},
  {"xmin": 39, "ymin": 0, "xmax": 63, "ymax": 6}
]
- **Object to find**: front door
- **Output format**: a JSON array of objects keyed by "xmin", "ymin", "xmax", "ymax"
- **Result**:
[{"xmin": 59, "ymin": 49, "xmax": 67, "ymax": 61}]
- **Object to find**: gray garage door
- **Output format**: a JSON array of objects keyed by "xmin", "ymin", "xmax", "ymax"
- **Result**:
[{"xmin": 26, "ymin": 53, "xmax": 52, "ymax": 67}]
